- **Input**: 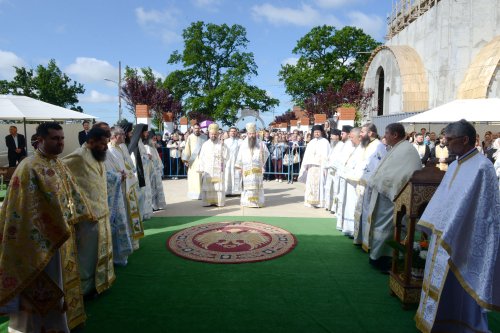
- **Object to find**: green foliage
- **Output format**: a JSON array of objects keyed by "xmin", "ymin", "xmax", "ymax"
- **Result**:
[
  {"xmin": 165, "ymin": 21, "xmax": 279, "ymax": 126},
  {"xmin": 0, "ymin": 59, "xmax": 85, "ymax": 111},
  {"xmin": 278, "ymin": 25, "xmax": 380, "ymax": 106}
]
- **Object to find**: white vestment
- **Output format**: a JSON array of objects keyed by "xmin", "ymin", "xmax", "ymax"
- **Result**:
[
  {"xmin": 334, "ymin": 140, "xmax": 354, "ymax": 230},
  {"xmin": 416, "ymin": 149, "xmax": 500, "ymax": 333},
  {"xmin": 367, "ymin": 140, "xmax": 421, "ymax": 260},
  {"xmin": 324, "ymin": 141, "xmax": 342, "ymax": 211},
  {"xmin": 235, "ymin": 139, "xmax": 270, "ymax": 208},
  {"xmin": 198, "ymin": 139, "xmax": 229, "ymax": 206},
  {"xmin": 131, "ymin": 141, "xmax": 153, "ymax": 220},
  {"xmin": 182, "ymin": 134, "xmax": 206, "ymax": 199},
  {"xmin": 340, "ymin": 144, "xmax": 364, "ymax": 236},
  {"xmin": 224, "ymin": 137, "xmax": 242, "ymax": 195},
  {"xmin": 298, "ymin": 137, "xmax": 331, "ymax": 207},
  {"xmin": 145, "ymin": 144, "xmax": 167, "ymax": 210}
]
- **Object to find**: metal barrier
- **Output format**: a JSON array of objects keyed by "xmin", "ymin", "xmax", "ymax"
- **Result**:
[{"xmin": 156, "ymin": 144, "xmax": 307, "ymax": 182}]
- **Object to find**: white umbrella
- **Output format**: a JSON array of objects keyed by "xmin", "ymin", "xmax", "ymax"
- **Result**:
[
  {"xmin": 0, "ymin": 95, "xmax": 96, "ymax": 120},
  {"xmin": 399, "ymin": 98, "xmax": 500, "ymax": 124}
]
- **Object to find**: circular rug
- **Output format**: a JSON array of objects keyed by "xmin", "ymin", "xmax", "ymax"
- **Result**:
[{"xmin": 167, "ymin": 221, "xmax": 297, "ymax": 264}]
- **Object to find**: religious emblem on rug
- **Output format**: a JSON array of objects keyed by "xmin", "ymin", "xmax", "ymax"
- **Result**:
[{"xmin": 167, "ymin": 221, "xmax": 297, "ymax": 264}]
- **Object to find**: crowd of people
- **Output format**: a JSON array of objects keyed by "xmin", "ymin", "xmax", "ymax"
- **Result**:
[{"xmin": 0, "ymin": 117, "xmax": 499, "ymax": 332}]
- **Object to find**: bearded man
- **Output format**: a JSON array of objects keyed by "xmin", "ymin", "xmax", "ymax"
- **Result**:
[
  {"xmin": 367, "ymin": 123, "xmax": 421, "ymax": 272},
  {"xmin": 351, "ymin": 123, "xmax": 387, "ymax": 246},
  {"xmin": 109, "ymin": 125, "xmax": 144, "ymax": 250},
  {"xmin": 235, "ymin": 123, "xmax": 270, "ymax": 208},
  {"xmin": 198, "ymin": 124, "xmax": 229, "ymax": 207},
  {"xmin": 0, "ymin": 122, "xmax": 91, "ymax": 332},
  {"xmin": 182, "ymin": 123, "xmax": 207, "ymax": 199},
  {"xmin": 298, "ymin": 125, "xmax": 331, "ymax": 208},
  {"xmin": 324, "ymin": 129, "xmax": 341, "ymax": 211},
  {"xmin": 224, "ymin": 127, "xmax": 242, "ymax": 195},
  {"xmin": 64, "ymin": 127, "xmax": 115, "ymax": 297}
]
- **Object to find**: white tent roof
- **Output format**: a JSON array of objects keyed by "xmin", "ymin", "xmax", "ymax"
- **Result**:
[
  {"xmin": 399, "ymin": 98, "xmax": 500, "ymax": 124},
  {"xmin": 0, "ymin": 95, "xmax": 96, "ymax": 120}
]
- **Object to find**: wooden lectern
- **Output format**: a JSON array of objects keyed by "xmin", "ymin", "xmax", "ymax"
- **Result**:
[{"xmin": 389, "ymin": 166, "xmax": 445, "ymax": 309}]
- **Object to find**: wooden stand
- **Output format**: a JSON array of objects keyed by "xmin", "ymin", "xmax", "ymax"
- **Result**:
[{"xmin": 390, "ymin": 166, "xmax": 444, "ymax": 309}]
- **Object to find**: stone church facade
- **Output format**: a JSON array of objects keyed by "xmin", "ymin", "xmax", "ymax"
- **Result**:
[{"xmin": 361, "ymin": 0, "xmax": 500, "ymax": 122}]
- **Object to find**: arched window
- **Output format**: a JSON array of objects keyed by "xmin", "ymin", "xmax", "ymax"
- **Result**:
[{"xmin": 376, "ymin": 67, "xmax": 385, "ymax": 116}]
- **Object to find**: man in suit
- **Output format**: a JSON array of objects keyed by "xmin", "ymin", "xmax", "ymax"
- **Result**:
[
  {"xmin": 78, "ymin": 120, "xmax": 91, "ymax": 146},
  {"xmin": 5, "ymin": 125, "xmax": 26, "ymax": 167}
]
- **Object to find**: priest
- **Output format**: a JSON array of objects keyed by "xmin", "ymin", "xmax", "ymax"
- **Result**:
[
  {"xmin": 224, "ymin": 127, "xmax": 242, "ymax": 195},
  {"xmin": 298, "ymin": 124, "xmax": 331, "ymax": 208},
  {"xmin": 198, "ymin": 123, "xmax": 229, "ymax": 207},
  {"xmin": 366, "ymin": 123, "xmax": 421, "ymax": 271},
  {"xmin": 235, "ymin": 123, "xmax": 270, "ymax": 208},
  {"xmin": 415, "ymin": 119, "xmax": 500, "ymax": 333},
  {"xmin": 182, "ymin": 123, "xmax": 207, "ymax": 200}
]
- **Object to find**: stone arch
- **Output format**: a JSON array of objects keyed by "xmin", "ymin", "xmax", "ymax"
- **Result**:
[
  {"xmin": 362, "ymin": 45, "xmax": 429, "ymax": 112},
  {"xmin": 457, "ymin": 35, "xmax": 500, "ymax": 99},
  {"xmin": 235, "ymin": 108, "xmax": 265, "ymax": 130}
]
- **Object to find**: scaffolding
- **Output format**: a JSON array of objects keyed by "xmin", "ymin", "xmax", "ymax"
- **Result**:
[{"xmin": 386, "ymin": 0, "xmax": 441, "ymax": 39}]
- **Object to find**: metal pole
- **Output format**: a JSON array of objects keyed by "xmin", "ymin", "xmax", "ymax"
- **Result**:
[{"xmin": 118, "ymin": 61, "xmax": 122, "ymax": 122}]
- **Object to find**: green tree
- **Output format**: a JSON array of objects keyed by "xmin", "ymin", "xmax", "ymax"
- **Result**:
[
  {"xmin": 0, "ymin": 59, "xmax": 85, "ymax": 111},
  {"xmin": 278, "ymin": 25, "xmax": 380, "ymax": 106},
  {"xmin": 164, "ymin": 21, "xmax": 279, "ymax": 126}
]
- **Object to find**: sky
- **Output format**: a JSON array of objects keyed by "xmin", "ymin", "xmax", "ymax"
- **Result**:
[{"xmin": 0, "ymin": 0, "xmax": 393, "ymax": 127}]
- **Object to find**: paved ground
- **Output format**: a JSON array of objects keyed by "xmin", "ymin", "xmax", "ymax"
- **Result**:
[{"xmin": 156, "ymin": 178, "xmax": 334, "ymax": 218}]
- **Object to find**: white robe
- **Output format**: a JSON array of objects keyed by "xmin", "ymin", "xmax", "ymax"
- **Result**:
[
  {"xmin": 145, "ymin": 144, "xmax": 167, "ymax": 210},
  {"xmin": 341, "ymin": 144, "xmax": 364, "ymax": 236},
  {"xmin": 182, "ymin": 134, "xmax": 206, "ymax": 199},
  {"xmin": 416, "ymin": 149, "xmax": 500, "ymax": 333},
  {"xmin": 334, "ymin": 140, "xmax": 354, "ymax": 230},
  {"xmin": 298, "ymin": 137, "xmax": 331, "ymax": 207},
  {"xmin": 198, "ymin": 139, "xmax": 229, "ymax": 206},
  {"xmin": 367, "ymin": 140, "xmax": 421, "ymax": 260},
  {"xmin": 131, "ymin": 141, "xmax": 153, "ymax": 220},
  {"xmin": 224, "ymin": 137, "xmax": 242, "ymax": 195},
  {"xmin": 324, "ymin": 141, "xmax": 341, "ymax": 211},
  {"xmin": 235, "ymin": 139, "xmax": 270, "ymax": 208}
]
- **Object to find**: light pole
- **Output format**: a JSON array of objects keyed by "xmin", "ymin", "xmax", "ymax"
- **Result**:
[{"xmin": 104, "ymin": 61, "xmax": 122, "ymax": 122}]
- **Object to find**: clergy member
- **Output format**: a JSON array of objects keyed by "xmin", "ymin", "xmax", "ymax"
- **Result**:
[
  {"xmin": 182, "ymin": 123, "xmax": 207, "ymax": 199},
  {"xmin": 109, "ymin": 125, "xmax": 144, "ymax": 250},
  {"xmin": 64, "ymin": 127, "xmax": 115, "ymax": 296},
  {"xmin": 224, "ymin": 127, "xmax": 242, "ymax": 195},
  {"xmin": 334, "ymin": 126, "xmax": 355, "ymax": 230},
  {"xmin": 366, "ymin": 123, "xmax": 421, "ymax": 272},
  {"xmin": 352, "ymin": 123, "xmax": 386, "ymax": 246},
  {"xmin": 198, "ymin": 123, "xmax": 229, "ymax": 207},
  {"xmin": 235, "ymin": 123, "xmax": 270, "ymax": 208},
  {"xmin": 0, "ymin": 122, "xmax": 91, "ymax": 332},
  {"xmin": 324, "ymin": 129, "xmax": 341, "ymax": 212},
  {"xmin": 298, "ymin": 124, "xmax": 331, "ymax": 208},
  {"xmin": 145, "ymin": 131, "xmax": 167, "ymax": 211},
  {"xmin": 415, "ymin": 119, "xmax": 500, "ymax": 333}
]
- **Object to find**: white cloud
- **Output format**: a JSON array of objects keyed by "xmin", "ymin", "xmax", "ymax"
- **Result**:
[
  {"xmin": 281, "ymin": 57, "xmax": 299, "ymax": 66},
  {"xmin": 347, "ymin": 11, "xmax": 384, "ymax": 39},
  {"xmin": 135, "ymin": 7, "xmax": 182, "ymax": 45},
  {"xmin": 192, "ymin": 0, "xmax": 222, "ymax": 11},
  {"xmin": 0, "ymin": 50, "xmax": 26, "ymax": 80},
  {"xmin": 315, "ymin": 0, "xmax": 355, "ymax": 8},
  {"xmin": 251, "ymin": 3, "xmax": 341, "ymax": 27},
  {"xmin": 80, "ymin": 90, "xmax": 117, "ymax": 103},
  {"xmin": 65, "ymin": 57, "xmax": 118, "ymax": 83}
]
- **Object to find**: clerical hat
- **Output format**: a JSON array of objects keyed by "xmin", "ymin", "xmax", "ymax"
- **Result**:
[
  {"xmin": 341, "ymin": 125, "xmax": 353, "ymax": 133},
  {"xmin": 311, "ymin": 124, "xmax": 324, "ymax": 132},
  {"xmin": 208, "ymin": 123, "xmax": 219, "ymax": 134},
  {"xmin": 246, "ymin": 122, "xmax": 256, "ymax": 134}
]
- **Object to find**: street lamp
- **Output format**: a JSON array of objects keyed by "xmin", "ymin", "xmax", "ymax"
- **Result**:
[{"xmin": 104, "ymin": 61, "xmax": 122, "ymax": 122}]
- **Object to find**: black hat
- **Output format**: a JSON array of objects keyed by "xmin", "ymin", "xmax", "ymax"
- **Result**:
[
  {"xmin": 341, "ymin": 125, "xmax": 353, "ymax": 133},
  {"xmin": 331, "ymin": 129, "xmax": 341, "ymax": 136},
  {"xmin": 311, "ymin": 124, "xmax": 324, "ymax": 132},
  {"xmin": 122, "ymin": 122, "xmax": 133, "ymax": 134}
]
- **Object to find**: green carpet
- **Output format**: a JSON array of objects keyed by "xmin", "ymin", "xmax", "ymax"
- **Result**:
[{"xmin": 1, "ymin": 216, "xmax": 499, "ymax": 332}]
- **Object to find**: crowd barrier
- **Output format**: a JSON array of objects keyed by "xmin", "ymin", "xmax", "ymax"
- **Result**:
[{"xmin": 157, "ymin": 144, "xmax": 307, "ymax": 182}]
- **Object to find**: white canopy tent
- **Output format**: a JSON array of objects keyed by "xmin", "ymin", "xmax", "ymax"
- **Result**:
[
  {"xmin": 0, "ymin": 95, "xmax": 96, "ymax": 121},
  {"xmin": 399, "ymin": 98, "xmax": 500, "ymax": 124}
]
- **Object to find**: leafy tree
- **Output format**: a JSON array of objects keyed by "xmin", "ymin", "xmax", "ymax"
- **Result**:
[
  {"xmin": 165, "ymin": 21, "xmax": 279, "ymax": 126},
  {"xmin": 0, "ymin": 59, "xmax": 85, "ymax": 111},
  {"xmin": 279, "ymin": 25, "xmax": 380, "ymax": 106},
  {"xmin": 121, "ymin": 66, "xmax": 181, "ymax": 129},
  {"xmin": 304, "ymin": 80, "xmax": 375, "ymax": 125},
  {"xmin": 273, "ymin": 110, "xmax": 297, "ymax": 124}
]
